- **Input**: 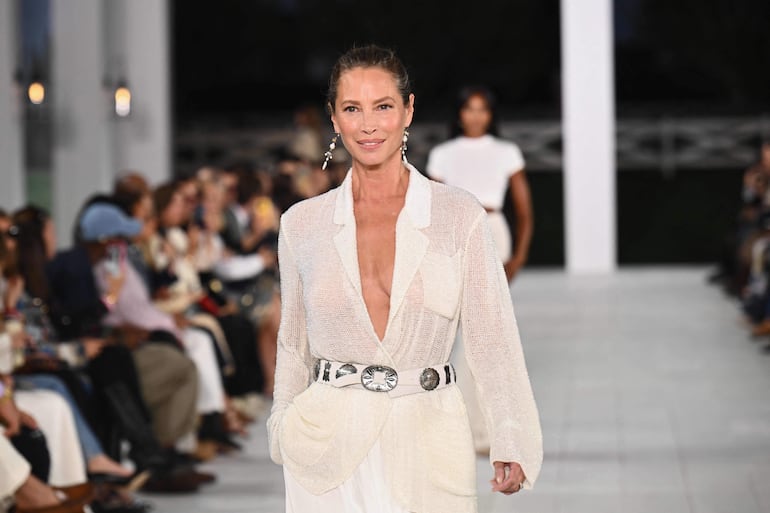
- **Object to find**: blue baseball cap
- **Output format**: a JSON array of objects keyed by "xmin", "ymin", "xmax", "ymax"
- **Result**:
[{"xmin": 79, "ymin": 203, "xmax": 142, "ymax": 241}]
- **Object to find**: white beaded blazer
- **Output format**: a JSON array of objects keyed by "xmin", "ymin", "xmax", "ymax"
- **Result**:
[{"xmin": 267, "ymin": 164, "xmax": 542, "ymax": 513}]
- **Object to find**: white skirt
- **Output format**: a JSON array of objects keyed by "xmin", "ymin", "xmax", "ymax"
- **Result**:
[
  {"xmin": 486, "ymin": 211, "xmax": 512, "ymax": 263},
  {"xmin": 283, "ymin": 440, "xmax": 411, "ymax": 513}
]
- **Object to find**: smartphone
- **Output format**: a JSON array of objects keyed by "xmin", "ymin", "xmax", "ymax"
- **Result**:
[{"xmin": 104, "ymin": 243, "xmax": 124, "ymax": 277}]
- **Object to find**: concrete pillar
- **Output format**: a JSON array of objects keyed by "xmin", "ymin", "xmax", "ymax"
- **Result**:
[
  {"xmin": 561, "ymin": 0, "xmax": 617, "ymax": 273},
  {"xmin": 0, "ymin": 0, "xmax": 26, "ymax": 212},
  {"xmin": 109, "ymin": 0, "xmax": 171, "ymax": 186},
  {"xmin": 51, "ymin": 0, "xmax": 113, "ymax": 247}
]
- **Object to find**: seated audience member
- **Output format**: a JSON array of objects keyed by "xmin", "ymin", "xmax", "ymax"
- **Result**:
[
  {"xmin": 9, "ymin": 207, "xmax": 143, "ymax": 480},
  {"xmin": 0, "ymin": 427, "xmax": 92, "ymax": 513},
  {"xmin": 217, "ymin": 169, "xmax": 280, "ymax": 396},
  {"xmin": 47, "ymin": 202, "xmax": 213, "ymax": 493},
  {"xmin": 79, "ymin": 202, "xmax": 232, "ymax": 458},
  {"xmin": 721, "ymin": 143, "xmax": 770, "ymax": 294},
  {"xmin": 150, "ymin": 181, "xmax": 262, "ymax": 428}
]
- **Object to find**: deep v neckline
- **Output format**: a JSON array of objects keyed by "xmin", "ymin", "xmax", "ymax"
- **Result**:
[
  {"xmin": 355, "ymin": 217, "xmax": 400, "ymax": 344},
  {"xmin": 332, "ymin": 165, "xmax": 432, "ymax": 350}
]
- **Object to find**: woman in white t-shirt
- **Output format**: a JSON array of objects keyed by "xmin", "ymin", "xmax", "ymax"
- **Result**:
[
  {"xmin": 427, "ymin": 86, "xmax": 533, "ymax": 282},
  {"xmin": 427, "ymin": 86, "xmax": 534, "ymax": 455}
]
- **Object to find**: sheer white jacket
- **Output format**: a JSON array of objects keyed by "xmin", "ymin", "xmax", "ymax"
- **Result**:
[{"xmin": 267, "ymin": 165, "xmax": 542, "ymax": 513}]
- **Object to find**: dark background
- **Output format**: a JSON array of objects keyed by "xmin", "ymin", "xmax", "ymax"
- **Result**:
[{"xmin": 173, "ymin": 0, "xmax": 769, "ymax": 266}]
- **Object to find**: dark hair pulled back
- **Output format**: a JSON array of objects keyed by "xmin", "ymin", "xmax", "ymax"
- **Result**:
[{"xmin": 327, "ymin": 45, "xmax": 411, "ymax": 112}]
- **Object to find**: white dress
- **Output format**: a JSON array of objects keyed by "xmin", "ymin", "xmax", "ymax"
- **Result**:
[{"xmin": 283, "ymin": 440, "xmax": 410, "ymax": 513}]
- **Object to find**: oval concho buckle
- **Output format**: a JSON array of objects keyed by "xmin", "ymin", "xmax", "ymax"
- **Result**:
[
  {"xmin": 419, "ymin": 368, "xmax": 440, "ymax": 391},
  {"xmin": 361, "ymin": 365, "xmax": 398, "ymax": 392}
]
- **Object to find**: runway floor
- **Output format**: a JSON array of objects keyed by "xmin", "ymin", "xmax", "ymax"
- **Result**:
[{"xmin": 139, "ymin": 268, "xmax": 770, "ymax": 513}]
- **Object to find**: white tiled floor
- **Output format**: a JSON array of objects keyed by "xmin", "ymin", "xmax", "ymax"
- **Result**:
[{"xmin": 140, "ymin": 268, "xmax": 770, "ymax": 513}]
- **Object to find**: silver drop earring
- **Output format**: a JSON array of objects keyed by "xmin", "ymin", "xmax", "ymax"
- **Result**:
[
  {"xmin": 322, "ymin": 133, "xmax": 339, "ymax": 170},
  {"xmin": 401, "ymin": 128, "xmax": 410, "ymax": 163}
]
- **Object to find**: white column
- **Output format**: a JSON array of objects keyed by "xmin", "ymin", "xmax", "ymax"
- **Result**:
[
  {"xmin": 561, "ymin": 0, "xmax": 616, "ymax": 273},
  {"xmin": 110, "ymin": 0, "xmax": 171, "ymax": 186},
  {"xmin": 0, "ymin": 0, "xmax": 26, "ymax": 211},
  {"xmin": 51, "ymin": 0, "xmax": 112, "ymax": 247}
]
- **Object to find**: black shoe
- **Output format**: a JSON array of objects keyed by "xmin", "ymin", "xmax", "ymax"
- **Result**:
[
  {"xmin": 90, "ymin": 487, "xmax": 153, "ymax": 513},
  {"xmin": 87, "ymin": 470, "xmax": 151, "ymax": 492},
  {"xmin": 140, "ymin": 468, "xmax": 200, "ymax": 494},
  {"xmin": 187, "ymin": 469, "xmax": 217, "ymax": 486},
  {"xmin": 198, "ymin": 412, "xmax": 242, "ymax": 452}
]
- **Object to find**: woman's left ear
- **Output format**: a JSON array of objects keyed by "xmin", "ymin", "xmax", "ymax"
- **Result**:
[{"xmin": 406, "ymin": 93, "xmax": 415, "ymax": 125}]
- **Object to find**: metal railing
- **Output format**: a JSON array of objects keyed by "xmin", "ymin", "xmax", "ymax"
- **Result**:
[{"xmin": 175, "ymin": 114, "xmax": 770, "ymax": 173}]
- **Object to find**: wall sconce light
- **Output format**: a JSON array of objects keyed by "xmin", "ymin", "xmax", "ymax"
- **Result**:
[
  {"xmin": 27, "ymin": 80, "xmax": 45, "ymax": 105},
  {"xmin": 114, "ymin": 81, "xmax": 131, "ymax": 117}
]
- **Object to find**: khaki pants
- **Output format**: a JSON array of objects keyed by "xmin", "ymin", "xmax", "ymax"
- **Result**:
[
  {"xmin": 0, "ymin": 432, "xmax": 31, "ymax": 500},
  {"xmin": 133, "ymin": 343, "xmax": 198, "ymax": 447}
]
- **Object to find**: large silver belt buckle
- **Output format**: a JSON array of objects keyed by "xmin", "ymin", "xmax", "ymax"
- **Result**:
[{"xmin": 361, "ymin": 365, "xmax": 398, "ymax": 392}]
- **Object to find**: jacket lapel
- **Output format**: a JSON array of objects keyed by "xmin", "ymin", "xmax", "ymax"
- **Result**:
[
  {"xmin": 333, "ymin": 221, "xmax": 362, "ymax": 297},
  {"xmin": 387, "ymin": 215, "xmax": 429, "ymax": 328},
  {"xmin": 332, "ymin": 172, "xmax": 362, "ymax": 297},
  {"xmin": 331, "ymin": 165, "xmax": 434, "ymax": 338},
  {"xmin": 387, "ymin": 165, "xmax": 432, "ymax": 330}
]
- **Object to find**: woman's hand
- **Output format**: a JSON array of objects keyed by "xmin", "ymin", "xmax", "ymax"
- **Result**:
[
  {"xmin": 81, "ymin": 338, "xmax": 106, "ymax": 359},
  {"xmin": 490, "ymin": 461, "xmax": 526, "ymax": 495},
  {"xmin": 504, "ymin": 257, "xmax": 524, "ymax": 283},
  {"xmin": 173, "ymin": 313, "xmax": 190, "ymax": 329},
  {"xmin": 19, "ymin": 409, "xmax": 38, "ymax": 430},
  {"xmin": 104, "ymin": 270, "xmax": 126, "ymax": 305},
  {"xmin": 0, "ymin": 390, "xmax": 21, "ymax": 437}
]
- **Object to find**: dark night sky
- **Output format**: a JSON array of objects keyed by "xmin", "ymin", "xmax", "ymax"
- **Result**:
[
  {"xmin": 172, "ymin": 0, "xmax": 562, "ymax": 121},
  {"xmin": 173, "ymin": 0, "xmax": 769, "ymax": 122},
  {"xmin": 19, "ymin": 0, "xmax": 769, "ymax": 120}
]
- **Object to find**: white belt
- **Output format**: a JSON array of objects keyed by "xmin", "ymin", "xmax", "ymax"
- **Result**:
[{"xmin": 314, "ymin": 359, "xmax": 456, "ymax": 398}]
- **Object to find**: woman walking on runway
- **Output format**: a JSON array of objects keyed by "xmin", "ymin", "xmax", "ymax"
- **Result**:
[
  {"xmin": 427, "ymin": 85, "xmax": 533, "ymax": 282},
  {"xmin": 267, "ymin": 45, "xmax": 542, "ymax": 513}
]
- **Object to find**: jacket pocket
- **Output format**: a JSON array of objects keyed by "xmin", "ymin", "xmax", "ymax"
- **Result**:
[
  {"xmin": 419, "ymin": 388, "xmax": 476, "ymax": 495},
  {"xmin": 420, "ymin": 251, "xmax": 461, "ymax": 319},
  {"xmin": 279, "ymin": 383, "xmax": 339, "ymax": 467}
]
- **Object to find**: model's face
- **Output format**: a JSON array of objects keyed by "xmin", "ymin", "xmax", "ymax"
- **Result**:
[
  {"xmin": 331, "ymin": 67, "xmax": 414, "ymax": 169},
  {"xmin": 460, "ymin": 94, "xmax": 492, "ymax": 138}
]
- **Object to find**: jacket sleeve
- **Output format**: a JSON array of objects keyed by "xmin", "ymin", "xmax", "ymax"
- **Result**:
[
  {"xmin": 459, "ymin": 211, "xmax": 543, "ymax": 488},
  {"xmin": 266, "ymin": 216, "xmax": 312, "ymax": 464}
]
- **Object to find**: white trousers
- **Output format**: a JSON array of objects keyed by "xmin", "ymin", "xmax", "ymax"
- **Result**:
[
  {"xmin": 181, "ymin": 327, "xmax": 226, "ymax": 413},
  {"xmin": 283, "ymin": 440, "xmax": 410, "ymax": 513},
  {"xmin": 15, "ymin": 389, "xmax": 87, "ymax": 487},
  {"xmin": 0, "ymin": 430, "xmax": 31, "ymax": 499}
]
